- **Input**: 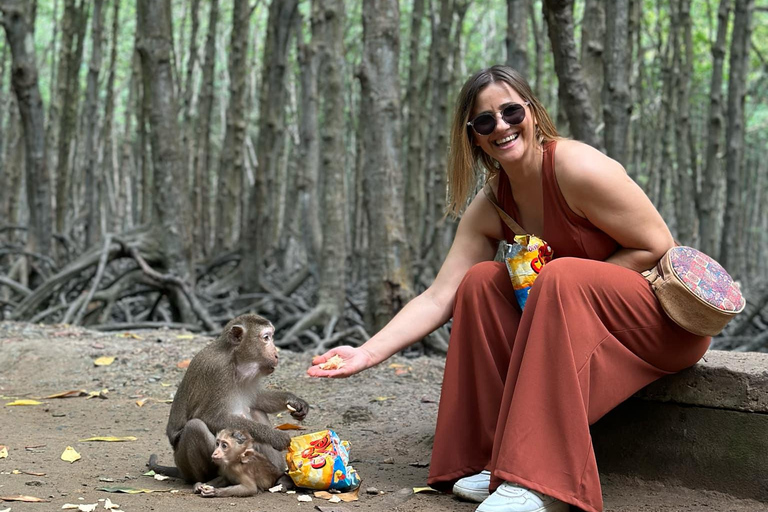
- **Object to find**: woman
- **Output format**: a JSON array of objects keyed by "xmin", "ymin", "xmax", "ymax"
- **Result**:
[{"xmin": 307, "ymin": 65, "xmax": 709, "ymax": 512}]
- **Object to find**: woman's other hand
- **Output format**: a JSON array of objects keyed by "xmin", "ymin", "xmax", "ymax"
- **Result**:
[{"xmin": 307, "ymin": 346, "xmax": 373, "ymax": 378}]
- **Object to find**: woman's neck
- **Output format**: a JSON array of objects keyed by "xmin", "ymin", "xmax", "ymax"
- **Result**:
[{"xmin": 502, "ymin": 143, "xmax": 544, "ymax": 189}]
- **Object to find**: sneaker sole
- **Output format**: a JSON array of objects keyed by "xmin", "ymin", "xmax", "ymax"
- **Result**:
[{"xmin": 453, "ymin": 485, "xmax": 490, "ymax": 503}]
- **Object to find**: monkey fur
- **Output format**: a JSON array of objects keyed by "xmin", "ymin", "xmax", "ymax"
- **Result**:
[{"xmin": 147, "ymin": 314, "xmax": 309, "ymax": 484}]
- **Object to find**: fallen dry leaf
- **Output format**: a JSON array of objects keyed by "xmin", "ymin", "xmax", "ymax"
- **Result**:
[
  {"xmin": 0, "ymin": 446, "xmax": 7, "ymax": 458},
  {"xmin": 44, "ymin": 390, "xmax": 87, "ymax": 399},
  {"xmin": 0, "ymin": 495, "xmax": 50, "ymax": 502},
  {"xmin": 20, "ymin": 470, "xmax": 46, "ymax": 476},
  {"xmin": 176, "ymin": 359, "xmax": 191, "ymax": 369},
  {"xmin": 175, "ymin": 334, "xmax": 195, "ymax": 340},
  {"xmin": 412, "ymin": 486, "xmax": 438, "ymax": 494},
  {"xmin": 60, "ymin": 446, "xmax": 81, "ymax": 463},
  {"xmin": 5, "ymin": 399, "xmax": 43, "ymax": 406},
  {"xmin": 93, "ymin": 357, "xmax": 115, "ymax": 367},
  {"xmin": 135, "ymin": 398, "xmax": 149, "ymax": 407},
  {"xmin": 86, "ymin": 389, "xmax": 109, "ymax": 399},
  {"xmin": 275, "ymin": 423, "xmax": 306, "ymax": 431},
  {"xmin": 118, "ymin": 332, "xmax": 143, "ymax": 339},
  {"xmin": 314, "ymin": 488, "xmax": 359, "ymax": 502},
  {"xmin": 62, "ymin": 504, "xmax": 98, "ymax": 511},
  {"xmin": 104, "ymin": 498, "xmax": 120, "ymax": 509},
  {"xmin": 98, "ymin": 487, "xmax": 173, "ymax": 494},
  {"xmin": 79, "ymin": 436, "xmax": 137, "ymax": 442},
  {"xmin": 370, "ymin": 396, "xmax": 396, "ymax": 402}
]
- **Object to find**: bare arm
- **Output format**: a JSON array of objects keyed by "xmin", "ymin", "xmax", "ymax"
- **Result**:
[
  {"xmin": 308, "ymin": 189, "xmax": 502, "ymax": 377},
  {"xmin": 555, "ymin": 140, "xmax": 674, "ymax": 271}
]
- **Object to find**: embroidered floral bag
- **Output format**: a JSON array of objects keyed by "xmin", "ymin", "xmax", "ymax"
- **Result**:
[{"xmin": 643, "ymin": 246, "xmax": 745, "ymax": 337}]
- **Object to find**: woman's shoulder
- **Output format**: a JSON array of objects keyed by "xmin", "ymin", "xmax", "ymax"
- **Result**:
[{"xmin": 553, "ymin": 139, "xmax": 625, "ymax": 184}]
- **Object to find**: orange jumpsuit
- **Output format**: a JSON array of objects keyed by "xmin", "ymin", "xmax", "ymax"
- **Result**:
[{"xmin": 426, "ymin": 141, "xmax": 710, "ymax": 512}]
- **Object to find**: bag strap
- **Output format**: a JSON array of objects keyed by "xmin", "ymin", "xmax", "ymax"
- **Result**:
[{"xmin": 482, "ymin": 182, "xmax": 526, "ymax": 236}]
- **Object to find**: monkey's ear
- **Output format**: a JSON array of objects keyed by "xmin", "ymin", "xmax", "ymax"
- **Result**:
[
  {"xmin": 240, "ymin": 448, "xmax": 256, "ymax": 463},
  {"xmin": 228, "ymin": 324, "xmax": 246, "ymax": 344}
]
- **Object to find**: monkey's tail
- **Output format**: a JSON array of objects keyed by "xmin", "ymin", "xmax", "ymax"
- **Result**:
[{"xmin": 147, "ymin": 453, "xmax": 183, "ymax": 479}]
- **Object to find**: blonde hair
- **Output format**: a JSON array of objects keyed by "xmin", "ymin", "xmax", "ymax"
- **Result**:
[{"xmin": 446, "ymin": 65, "xmax": 560, "ymax": 217}]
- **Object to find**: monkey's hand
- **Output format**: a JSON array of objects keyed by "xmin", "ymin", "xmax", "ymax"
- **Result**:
[
  {"xmin": 193, "ymin": 482, "xmax": 209, "ymax": 494},
  {"xmin": 285, "ymin": 396, "xmax": 309, "ymax": 421},
  {"xmin": 270, "ymin": 428, "xmax": 293, "ymax": 451},
  {"xmin": 198, "ymin": 484, "xmax": 217, "ymax": 497}
]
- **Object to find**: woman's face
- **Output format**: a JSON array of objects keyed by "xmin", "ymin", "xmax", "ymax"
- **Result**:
[{"xmin": 468, "ymin": 82, "xmax": 535, "ymax": 168}]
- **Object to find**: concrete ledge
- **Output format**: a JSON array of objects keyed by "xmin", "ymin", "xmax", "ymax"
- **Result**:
[{"xmin": 592, "ymin": 350, "xmax": 768, "ymax": 502}]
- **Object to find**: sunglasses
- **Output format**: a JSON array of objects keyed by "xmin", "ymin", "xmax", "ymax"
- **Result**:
[{"xmin": 466, "ymin": 102, "xmax": 530, "ymax": 136}]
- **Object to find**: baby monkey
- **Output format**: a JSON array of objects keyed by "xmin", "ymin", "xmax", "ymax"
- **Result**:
[{"xmin": 194, "ymin": 429, "xmax": 284, "ymax": 498}]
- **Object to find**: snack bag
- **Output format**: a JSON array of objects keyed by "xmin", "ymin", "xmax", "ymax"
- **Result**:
[
  {"xmin": 504, "ymin": 234, "xmax": 553, "ymax": 310},
  {"xmin": 286, "ymin": 429, "xmax": 361, "ymax": 491}
]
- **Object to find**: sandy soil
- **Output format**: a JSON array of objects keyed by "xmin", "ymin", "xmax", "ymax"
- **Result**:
[{"xmin": 1, "ymin": 321, "xmax": 766, "ymax": 512}]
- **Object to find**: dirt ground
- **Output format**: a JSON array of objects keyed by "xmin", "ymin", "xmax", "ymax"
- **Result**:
[{"xmin": 1, "ymin": 321, "xmax": 766, "ymax": 512}]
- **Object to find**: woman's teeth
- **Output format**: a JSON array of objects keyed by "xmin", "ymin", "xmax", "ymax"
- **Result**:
[{"xmin": 495, "ymin": 133, "xmax": 519, "ymax": 146}]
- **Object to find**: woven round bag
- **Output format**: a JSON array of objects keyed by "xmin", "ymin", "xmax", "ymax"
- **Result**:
[{"xmin": 643, "ymin": 246, "xmax": 746, "ymax": 337}]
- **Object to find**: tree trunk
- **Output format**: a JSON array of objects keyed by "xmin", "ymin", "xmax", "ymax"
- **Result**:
[
  {"xmin": 699, "ymin": 0, "xmax": 730, "ymax": 257},
  {"xmin": 719, "ymin": 0, "xmax": 753, "ymax": 277},
  {"xmin": 241, "ymin": 0, "xmax": 299, "ymax": 292},
  {"xmin": 603, "ymin": 0, "xmax": 630, "ymax": 164},
  {"xmin": 0, "ymin": 40, "xmax": 7, "ymax": 180},
  {"xmin": 180, "ymin": 0, "xmax": 200, "ymax": 220},
  {"xmin": 542, "ymin": 0, "xmax": 600, "ymax": 148},
  {"xmin": 54, "ymin": 0, "xmax": 87, "ymax": 236},
  {"xmin": 102, "ymin": 0, "xmax": 121, "ymax": 233},
  {"xmin": 403, "ymin": 0, "xmax": 425, "ymax": 271},
  {"xmin": 580, "ymin": 0, "xmax": 604, "ymax": 122},
  {"xmin": 83, "ymin": 0, "xmax": 104, "ymax": 248},
  {"xmin": 215, "ymin": 0, "xmax": 250, "ymax": 251},
  {"xmin": 0, "ymin": 0, "xmax": 52, "ymax": 257},
  {"xmin": 528, "ymin": 0, "xmax": 544, "ymax": 93},
  {"xmin": 506, "ymin": 0, "xmax": 529, "ymax": 75},
  {"xmin": 671, "ymin": 0, "xmax": 698, "ymax": 246},
  {"xmin": 297, "ymin": 5, "xmax": 322, "ymax": 260},
  {"xmin": 424, "ymin": 0, "xmax": 456, "ymax": 273},
  {"xmin": 136, "ymin": 0, "xmax": 194, "ymax": 321},
  {"xmin": 192, "ymin": 0, "xmax": 218, "ymax": 255},
  {"xmin": 316, "ymin": 0, "xmax": 347, "ymax": 316},
  {"xmin": 359, "ymin": 0, "xmax": 413, "ymax": 332}
]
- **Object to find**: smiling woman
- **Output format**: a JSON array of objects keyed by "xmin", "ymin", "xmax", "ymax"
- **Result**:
[{"xmin": 307, "ymin": 64, "xmax": 711, "ymax": 512}]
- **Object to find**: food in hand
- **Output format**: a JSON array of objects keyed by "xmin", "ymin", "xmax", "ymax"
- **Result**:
[{"xmin": 319, "ymin": 355, "xmax": 345, "ymax": 370}]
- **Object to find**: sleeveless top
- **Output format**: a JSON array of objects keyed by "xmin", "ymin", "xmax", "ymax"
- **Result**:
[{"xmin": 496, "ymin": 140, "xmax": 619, "ymax": 261}]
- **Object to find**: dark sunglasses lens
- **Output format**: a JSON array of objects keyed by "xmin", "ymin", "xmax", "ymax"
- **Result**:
[
  {"xmin": 471, "ymin": 114, "xmax": 496, "ymax": 135},
  {"xmin": 502, "ymin": 104, "xmax": 526, "ymax": 125}
]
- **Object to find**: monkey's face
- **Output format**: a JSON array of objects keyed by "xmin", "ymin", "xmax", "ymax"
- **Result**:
[
  {"xmin": 226, "ymin": 316, "xmax": 279, "ymax": 376},
  {"xmin": 212, "ymin": 430, "xmax": 250, "ymax": 466}
]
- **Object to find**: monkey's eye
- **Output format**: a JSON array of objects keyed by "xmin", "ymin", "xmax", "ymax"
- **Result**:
[
  {"xmin": 261, "ymin": 332, "xmax": 272, "ymax": 343},
  {"xmin": 221, "ymin": 442, "xmax": 228, "ymax": 449}
]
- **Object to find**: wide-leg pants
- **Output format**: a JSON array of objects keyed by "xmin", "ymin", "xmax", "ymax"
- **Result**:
[{"xmin": 427, "ymin": 258, "xmax": 710, "ymax": 512}]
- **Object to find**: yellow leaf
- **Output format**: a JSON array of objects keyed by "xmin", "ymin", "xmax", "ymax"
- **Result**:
[
  {"xmin": 176, "ymin": 359, "xmax": 190, "ymax": 369},
  {"xmin": 413, "ymin": 486, "xmax": 438, "ymax": 494},
  {"xmin": 61, "ymin": 446, "xmax": 81, "ymax": 463},
  {"xmin": 44, "ymin": 390, "xmax": 87, "ymax": 399},
  {"xmin": 388, "ymin": 363, "xmax": 407, "ymax": 368},
  {"xmin": 175, "ymin": 334, "xmax": 195, "ymax": 339},
  {"xmin": 93, "ymin": 357, "xmax": 115, "ymax": 366},
  {"xmin": 0, "ymin": 495, "xmax": 50, "ymax": 502},
  {"xmin": 79, "ymin": 436, "xmax": 137, "ymax": 442},
  {"xmin": 5, "ymin": 400, "xmax": 42, "ymax": 406},
  {"xmin": 11, "ymin": 470, "xmax": 19, "ymax": 474},
  {"xmin": 135, "ymin": 398, "xmax": 149, "ymax": 407},
  {"xmin": 0, "ymin": 446, "xmax": 7, "ymax": 458},
  {"xmin": 275, "ymin": 423, "xmax": 306, "ymax": 431},
  {"xmin": 370, "ymin": 396, "xmax": 396, "ymax": 402},
  {"xmin": 118, "ymin": 332, "xmax": 143, "ymax": 339},
  {"xmin": 160, "ymin": 382, "xmax": 172, "ymax": 387},
  {"xmin": 86, "ymin": 389, "xmax": 109, "ymax": 399}
]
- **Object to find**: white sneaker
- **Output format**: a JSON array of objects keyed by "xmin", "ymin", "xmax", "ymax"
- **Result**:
[
  {"xmin": 453, "ymin": 470, "xmax": 491, "ymax": 502},
  {"xmin": 476, "ymin": 482, "xmax": 568, "ymax": 512}
]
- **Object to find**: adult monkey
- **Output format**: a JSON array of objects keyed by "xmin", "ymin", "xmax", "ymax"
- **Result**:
[{"xmin": 149, "ymin": 314, "xmax": 309, "ymax": 483}]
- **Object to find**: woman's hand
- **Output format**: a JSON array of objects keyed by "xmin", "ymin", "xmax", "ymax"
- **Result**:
[{"xmin": 307, "ymin": 346, "xmax": 374, "ymax": 378}]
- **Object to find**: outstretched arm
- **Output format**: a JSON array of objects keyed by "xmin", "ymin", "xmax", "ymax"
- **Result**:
[{"xmin": 308, "ymin": 189, "xmax": 503, "ymax": 378}]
